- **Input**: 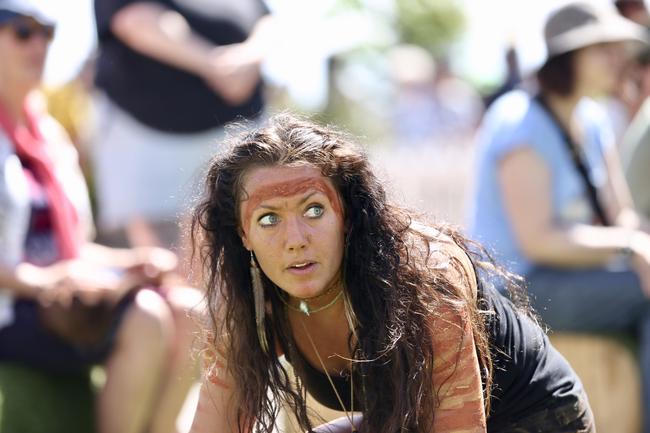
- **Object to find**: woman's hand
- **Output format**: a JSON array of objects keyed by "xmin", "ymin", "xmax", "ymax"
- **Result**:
[
  {"xmin": 15, "ymin": 260, "xmax": 80, "ymax": 301},
  {"xmin": 124, "ymin": 246, "xmax": 179, "ymax": 287},
  {"xmin": 201, "ymin": 43, "xmax": 262, "ymax": 105},
  {"xmin": 30, "ymin": 260, "xmax": 125, "ymax": 307},
  {"xmin": 629, "ymin": 232, "xmax": 650, "ymax": 297},
  {"xmin": 15, "ymin": 250, "xmax": 174, "ymax": 308},
  {"xmin": 199, "ymin": 15, "xmax": 272, "ymax": 105}
]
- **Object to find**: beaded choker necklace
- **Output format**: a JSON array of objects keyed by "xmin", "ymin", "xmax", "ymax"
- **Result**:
[{"xmin": 277, "ymin": 286, "xmax": 344, "ymax": 316}]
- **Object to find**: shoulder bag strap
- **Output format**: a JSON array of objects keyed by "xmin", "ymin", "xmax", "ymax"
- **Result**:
[{"xmin": 534, "ymin": 94, "xmax": 611, "ymax": 226}]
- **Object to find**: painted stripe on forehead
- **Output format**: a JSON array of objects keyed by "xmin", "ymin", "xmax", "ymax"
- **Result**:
[{"xmin": 241, "ymin": 176, "xmax": 343, "ymax": 234}]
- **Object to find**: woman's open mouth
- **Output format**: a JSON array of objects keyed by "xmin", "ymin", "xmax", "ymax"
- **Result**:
[{"xmin": 287, "ymin": 261, "xmax": 317, "ymax": 274}]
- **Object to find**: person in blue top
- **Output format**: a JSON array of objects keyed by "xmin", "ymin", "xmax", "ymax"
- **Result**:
[{"xmin": 468, "ymin": 2, "xmax": 650, "ymax": 432}]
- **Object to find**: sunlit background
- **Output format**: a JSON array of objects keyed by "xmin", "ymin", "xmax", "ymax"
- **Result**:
[
  {"xmin": 44, "ymin": 0, "xmax": 616, "ymax": 94},
  {"xmin": 4, "ymin": 2, "xmax": 647, "ymax": 433},
  {"xmin": 39, "ymin": 0, "xmax": 626, "ymax": 224}
]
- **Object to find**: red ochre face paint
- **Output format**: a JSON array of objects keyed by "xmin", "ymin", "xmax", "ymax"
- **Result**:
[{"xmin": 240, "ymin": 166, "xmax": 343, "ymax": 236}]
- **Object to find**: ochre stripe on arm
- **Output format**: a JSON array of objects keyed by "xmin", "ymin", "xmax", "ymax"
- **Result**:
[{"xmin": 430, "ymin": 303, "xmax": 486, "ymax": 432}]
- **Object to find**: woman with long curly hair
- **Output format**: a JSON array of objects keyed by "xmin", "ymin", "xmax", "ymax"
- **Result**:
[{"xmin": 189, "ymin": 114, "xmax": 593, "ymax": 433}]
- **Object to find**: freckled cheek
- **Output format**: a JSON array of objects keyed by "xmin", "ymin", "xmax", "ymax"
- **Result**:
[
  {"xmin": 320, "ymin": 220, "xmax": 345, "ymax": 260},
  {"xmin": 252, "ymin": 246, "xmax": 280, "ymax": 282},
  {"xmin": 252, "ymin": 228, "xmax": 291, "ymax": 275},
  {"xmin": 251, "ymin": 228, "xmax": 283, "ymax": 254}
]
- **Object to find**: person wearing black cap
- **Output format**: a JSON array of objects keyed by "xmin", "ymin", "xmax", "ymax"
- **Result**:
[
  {"xmin": 0, "ymin": 1, "xmax": 204, "ymax": 432},
  {"xmin": 469, "ymin": 3, "xmax": 650, "ymax": 432}
]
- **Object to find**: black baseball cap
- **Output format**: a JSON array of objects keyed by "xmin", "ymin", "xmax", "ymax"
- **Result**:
[{"xmin": 0, "ymin": 0, "xmax": 56, "ymax": 27}]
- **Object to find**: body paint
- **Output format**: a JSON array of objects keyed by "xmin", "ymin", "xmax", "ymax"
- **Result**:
[{"xmin": 241, "ymin": 173, "xmax": 343, "ymax": 235}]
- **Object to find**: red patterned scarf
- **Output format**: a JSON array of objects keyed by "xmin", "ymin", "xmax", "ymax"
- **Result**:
[{"xmin": 0, "ymin": 97, "xmax": 79, "ymax": 259}]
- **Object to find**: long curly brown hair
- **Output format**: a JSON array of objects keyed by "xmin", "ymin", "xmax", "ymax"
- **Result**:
[{"xmin": 192, "ymin": 113, "xmax": 524, "ymax": 433}]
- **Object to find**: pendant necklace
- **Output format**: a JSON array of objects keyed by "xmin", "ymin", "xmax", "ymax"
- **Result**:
[
  {"xmin": 299, "ymin": 319, "xmax": 358, "ymax": 432},
  {"xmin": 277, "ymin": 285, "xmax": 344, "ymax": 316}
]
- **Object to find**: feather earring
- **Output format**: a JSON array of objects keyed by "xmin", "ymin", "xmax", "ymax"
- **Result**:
[{"xmin": 250, "ymin": 251, "xmax": 269, "ymax": 354}]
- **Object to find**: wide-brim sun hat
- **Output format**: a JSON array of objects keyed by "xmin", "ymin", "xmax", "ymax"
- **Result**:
[
  {"xmin": 544, "ymin": 1, "xmax": 648, "ymax": 60},
  {"xmin": 0, "ymin": 0, "xmax": 56, "ymax": 27}
]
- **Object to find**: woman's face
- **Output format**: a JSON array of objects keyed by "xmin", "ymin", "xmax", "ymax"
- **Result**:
[
  {"xmin": 0, "ymin": 17, "xmax": 52, "ymax": 91},
  {"xmin": 239, "ymin": 165, "xmax": 346, "ymax": 300},
  {"xmin": 574, "ymin": 42, "xmax": 627, "ymax": 97}
]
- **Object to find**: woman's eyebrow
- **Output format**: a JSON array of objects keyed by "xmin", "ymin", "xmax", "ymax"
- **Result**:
[
  {"xmin": 257, "ymin": 191, "xmax": 319, "ymax": 211},
  {"xmin": 298, "ymin": 191, "xmax": 319, "ymax": 205}
]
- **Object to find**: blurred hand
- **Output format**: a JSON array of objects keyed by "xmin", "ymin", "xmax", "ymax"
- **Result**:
[
  {"xmin": 36, "ymin": 260, "xmax": 124, "ymax": 308},
  {"xmin": 201, "ymin": 42, "xmax": 261, "ymax": 105},
  {"xmin": 125, "ymin": 246, "xmax": 178, "ymax": 287},
  {"xmin": 30, "ymin": 260, "xmax": 130, "ymax": 346},
  {"xmin": 20, "ymin": 247, "xmax": 178, "ymax": 309},
  {"xmin": 630, "ymin": 232, "xmax": 650, "ymax": 297}
]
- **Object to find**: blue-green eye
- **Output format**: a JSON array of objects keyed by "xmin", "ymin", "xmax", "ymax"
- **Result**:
[
  {"xmin": 258, "ymin": 213, "xmax": 280, "ymax": 227},
  {"xmin": 304, "ymin": 205, "xmax": 324, "ymax": 218}
]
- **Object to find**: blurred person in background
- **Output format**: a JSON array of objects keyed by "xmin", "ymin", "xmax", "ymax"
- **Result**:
[
  {"xmin": 620, "ymin": 56, "xmax": 650, "ymax": 218},
  {"xmin": 92, "ymin": 0, "xmax": 272, "ymax": 252},
  {"xmin": 613, "ymin": 0, "xmax": 650, "ymax": 219},
  {"xmin": 606, "ymin": 0, "xmax": 650, "ymax": 142},
  {"xmin": 388, "ymin": 44, "xmax": 483, "ymax": 147},
  {"xmin": 468, "ymin": 3, "xmax": 650, "ymax": 432},
  {"xmin": 388, "ymin": 44, "xmax": 440, "ymax": 147},
  {"xmin": 615, "ymin": 0, "xmax": 650, "ymax": 26},
  {"xmin": 484, "ymin": 46, "xmax": 523, "ymax": 108},
  {"xmin": 618, "ymin": 47, "xmax": 650, "ymax": 218},
  {"xmin": 0, "ymin": 1, "xmax": 202, "ymax": 432}
]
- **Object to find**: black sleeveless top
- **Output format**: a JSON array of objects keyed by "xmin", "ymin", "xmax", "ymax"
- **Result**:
[
  {"xmin": 286, "ymin": 282, "xmax": 583, "ymax": 428},
  {"xmin": 481, "ymin": 282, "xmax": 581, "ymax": 428}
]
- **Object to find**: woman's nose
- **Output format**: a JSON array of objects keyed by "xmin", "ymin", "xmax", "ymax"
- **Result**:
[{"xmin": 284, "ymin": 216, "xmax": 308, "ymax": 251}]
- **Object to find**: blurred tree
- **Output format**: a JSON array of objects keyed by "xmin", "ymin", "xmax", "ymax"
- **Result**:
[
  {"xmin": 395, "ymin": 0, "xmax": 465, "ymax": 55},
  {"xmin": 323, "ymin": 0, "xmax": 465, "ymax": 54},
  {"xmin": 266, "ymin": 0, "xmax": 467, "ymax": 140}
]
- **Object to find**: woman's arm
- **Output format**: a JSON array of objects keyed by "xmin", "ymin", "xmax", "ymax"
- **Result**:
[
  {"xmin": 498, "ymin": 147, "xmax": 647, "ymax": 268},
  {"xmin": 0, "ymin": 262, "xmax": 61, "ymax": 299},
  {"xmin": 110, "ymin": 3, "xmax": 218, "ymax": 78},
  {"xmin": 190, "ymin": 380, "xmax": 243, "ymax": 433},
  {"xmin": 109, "ymin": 2, "xmax": 271, "ymax": 104},
  {"xmin": 190, "ymin": 344, "xmax": 251, "ymax": 433},
  {"xmin": 79, "ymin": 243, "xmax": 177, "ymax": 274},
  {"xmin": 429, "ymin": 240, "xmax": 486, "ymax": 433},
  {"xmin": 601, "ymin": 142, "xmax": 650, "ymax": 232}
]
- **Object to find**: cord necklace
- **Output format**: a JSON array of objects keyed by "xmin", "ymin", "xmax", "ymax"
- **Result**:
[
  {"xmin": 277, "ymin": 286, "xmax": 344, "ymax": 316},
  {"xmin": 299, "ymin": 318, "xmax": 357, "ymax": 432}
]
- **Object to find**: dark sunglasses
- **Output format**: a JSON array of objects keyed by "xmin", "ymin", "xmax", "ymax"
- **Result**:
[{"xmin": 3, "ymin": 19, "xmax": 55, "ymax": 42}]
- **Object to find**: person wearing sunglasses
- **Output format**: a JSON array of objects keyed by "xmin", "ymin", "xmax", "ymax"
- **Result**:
[
  {"xmin": 0, "ymin": 1, "xmax": 203, "ymax": 433},
  {"xmin": 1, "ymin": 16, "xmax": 53, "ymax": 41}
]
